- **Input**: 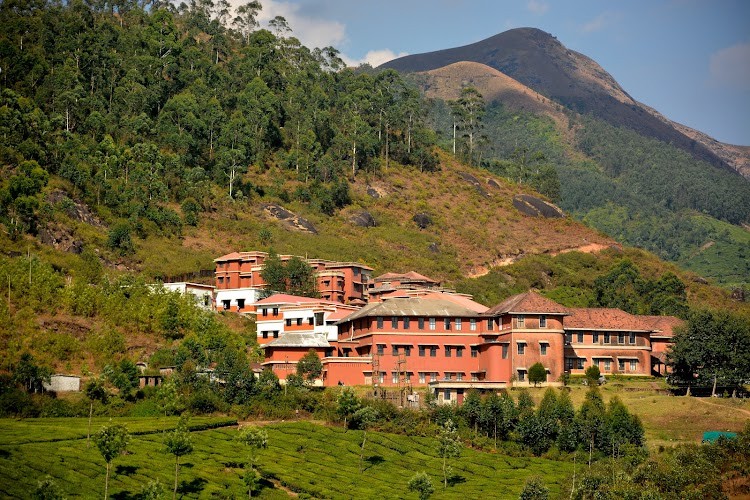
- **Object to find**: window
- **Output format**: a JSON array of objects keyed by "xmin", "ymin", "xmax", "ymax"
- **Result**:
[
  {"xmin": 618, "ymin": 333, "xmax": 625, "ymax": 344},
  {"xmin": 444, "ymin": 318, "xmax": 451, "ymax": 330},
  {"xmin": 272, "ymin": 307, "xmax": 279, "ymax": 315},
  {"xmin": 618, "ymin": 360, "xmax": 625, "ymax": 371},
  {"xmin": 392, "ymin": 345, "xmax": 399, "ymax": 356},
  {"xmin": 445, "ymin": 346, "xmax": 452, "ymax": 357},
  {"xmin": 429, "ymin": 318, "xmax": 436, "ymax": 330},
  {"xmin": 418, "ymin": 318, "xmax": 425, "ymax": 329},
  {"xmin": 629, "ymin": 332, "xmax": 636, "ymax": 344},
  {"xmin": 404, "ymin": 318, "xmax": 410, "ymax": 329},
  {"xmin": 315, "ymin": 312, "xmax": 324, "ymax": 325},
  {"xmin": 444, "ymin": 389, "xmax": 451, "ymax": 401},
  {"xmin": 456, "ymin": 346, "xmax": 464, "ymax": 358},
  {"xmin": 392, "ymin": 372, "xmax": 398, "ymax": 384},
  {"xmin": 308, "ymin": 317, "xmax": 314, "ymax": 326},
  {"xmin": 237, "ymin": 299, "xmax": 245, "ymax": 309},
  {"xmin": 470, "ymin": 319, "xmax": 477, "ymax": 331},
  {"xmin": 378, "ymin": 372, "xmax": 384, "ymax": 384},
  {"xmin": 517, "ymin": 369, "xmax": 527, "ymax": 381},
  {"xmin": 603, "ymin": 359, "xmax": 611, "ymax": 371},
  {"xmin": 517, "ymin": 343, "xmax": 525, "ymax": 355},
  {"xmin": 286, "ymin": 319, "xmax": 292, "ymax": 326},
  {"xmin": 376, "ymin": 344, "xmax": 384, "ymax": 356},
  {"xmin": 487, "ymin": 318, "xmax": 494, "ymax": 331},
  {"xmin": 540, "ymin": 343, "xmax": 548, "ymax": 355},
  {"xmin": 296, "ymin": 318, "xmax": 303, "ymax": 326},
  {"xmin": 471, "ymin": 346, "xmax": 479, "ymax": 358},
  {"xmin": 218, "ymin": 277, "xmax": 224, "ymax": 284},
  {"xmin": 471, "ymin": 373, "xmax": 478, "ymax": 381},
  {"xmin": 539, "ymin": 315, "xmax": 547, "ymax": 328},
  {"xmin": 593, "ymin": 333, "xmax": 599, "ymax": 343},
  {"xmin": 502, "ymin": 344, "xmax": 509, "ymax": 359},
  {"xmin": 430, "ymin": 347, "xmax": 437, "ymax": 357},
  {"xmin": 455, "ymin": 318, "xmax": 462, "ymax": 331},
  {"xmin": 419, "ymin": 372, "xmax": 426, "ymax": 384},
  {"xmin": 456, "ymin": 372, "xmax": 463, "ymax": 381},
  {"xmin": 517, "ymin": 315, "xmax": 525, "ymax": 327},
  {"xmin": 262, "ymin": 331, "xmax": 268, "ymax": 339},
  {"xmin": 419, "ymin": 345, "xmax": 426, "ymax": 357},
  {"xmin": 577, "ymin": 332, "xmax": 584, "ymax": 343},
  {"xmin": 404, "ymin": 346, "xmax": 411, "ymax": 357},
  {"xmin": 604, "ymin": 333, "xmax": 611, "ymax": 344},
  {"xmin": 273, "ymin": 331, "xmax": 279, "ymax": 338},
  {"xmin": 444, "ymin": 372, "xmax": 453, "ymax": 380},
  {"xmin": 222, "ymin": 300, "xmax": 230, "ymax": 310},
  {"xmin": 391, "ymin": 317, "xmax": 398, "ymax": 329},
  {"xmin": 630, "ymin": 360, "xmax": 637, "ymax": 371},
  {"xmin": 565, "ymin": 357, "xmax": 584, "ymax": 370},
  {"xmin": 262, "ymin": 308, "xmax": 268, "ymax": 317},
  {"xmin": 565, "ymin": 333, "xmax": 572, "ymax": 344},
  {"xmin": 377, "ymin": 317, "xmax": 384, "ymax": 329}
]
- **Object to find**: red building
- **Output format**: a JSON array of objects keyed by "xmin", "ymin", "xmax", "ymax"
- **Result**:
[{"xmin": 213, "ymin": 251, "xmax": 373, "ymax": 309}]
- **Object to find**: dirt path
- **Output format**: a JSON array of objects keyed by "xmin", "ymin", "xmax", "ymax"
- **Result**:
[{"xmin": 692, "ymin": 397, "xmax": 750, "ymax": 417}]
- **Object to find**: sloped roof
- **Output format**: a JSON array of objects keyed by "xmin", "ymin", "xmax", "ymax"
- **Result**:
[
  {"xmin": 485, "ymin": 291, "xmax": 568, "ymax": 316},
  {"xmin": 338, "ymin": 297, "xmax": 480, "ymax": 323},
  {"xmin": 565, "ymin": 308, "xmax": 652, "ymax": 331},
  {"xmin": 416, "ymin": 292, "xmax": 488, "ymax": 313},
  {"xmin": 640, "ymin": 315, "xmax": 684, "ymax": 337},
  {"xmin": 263, "ymin": 332, "xmax": 330, "ymax": 348},
  {"xmin": 374, "ymin": 271, "xmax": 438, "ymax": 283},
  {"xmin": 254, "ymin": 294, "xmax": 322, "ymax": 305}
]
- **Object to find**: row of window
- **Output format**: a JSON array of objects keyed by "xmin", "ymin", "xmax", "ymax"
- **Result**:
[
  {"xmin": 221, "ymin": 299, "xmax": 246, "ymax": 310},
  {"xmin": 260, "ymin": 331, "xmax": 280, "ymax": 339},
  {"xmin": 565, "ymin": 332, "xmax": 637, "ymax": 345},
  {"xmin": 565, "ymin": 357, "xmax": 639, "ymax": 371},
  {"xmin": 373, "ymin": 372, "xmax": 476, "ymax": 384},
  {"xmin": 377, "ymin": 344, "xmax": 480, "ymax": 358},
  {"xmin": 260, "ymin": 308, "xmax": 280, "ymax": 316},
  {"xmin": 375, "ymin": 316, "xmax": 492, "ymax": 331}
]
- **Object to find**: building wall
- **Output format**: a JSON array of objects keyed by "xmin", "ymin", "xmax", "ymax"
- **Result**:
[
  {"xmin": 215, "ymin": 288, "xmax": 263, "ymax": 312},
  {"xmin": 563, "ymin": 330, "xmax": 652, "ymax": 376}
]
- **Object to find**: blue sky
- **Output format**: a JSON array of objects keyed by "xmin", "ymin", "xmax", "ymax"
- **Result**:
[{"xmin": 251, "ymin": 0, "xmax": 750, "ymax": 145}]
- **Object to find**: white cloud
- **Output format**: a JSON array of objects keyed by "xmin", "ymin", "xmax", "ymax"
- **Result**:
[
  {"xmin": 709, "ymin": 42, "xmax": 750, "ymax": 90},
  {"xmin": 527, "ymin": 0, "xmax": 549, "ymax": 15},
  {"xmin": 229, "ymin": 0, "xmax": 346, "ymax": 49},
  {"xmin": 342, "ymin": 49, "xmax": 409, "ymax": 68},
  {"xmin": 581, "ymin": 12, "xmax": 619, "ymax": 33}
]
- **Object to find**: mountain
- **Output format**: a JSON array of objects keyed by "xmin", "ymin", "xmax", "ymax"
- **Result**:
[{"xmin": 382, "ymin": 27, "xmax": 748, "ymax": 177}]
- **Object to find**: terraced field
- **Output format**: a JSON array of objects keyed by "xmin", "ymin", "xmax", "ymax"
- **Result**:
[{"xmin": 0, "ymin": 418, "xmax": 573, "ymax": 499}]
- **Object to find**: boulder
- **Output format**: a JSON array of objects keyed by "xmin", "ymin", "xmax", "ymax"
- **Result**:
[
  {"xmin": 350, "ymin": 211, "xmax": 377, "ymax": 228},
  {"xmin": 512, "ymin": 194, "xmax": 565, "ymax": 218},
  {"xmin": 458, "ymin": 172, "xmax": 490, "ymax": 197},
  {"xmin": 263, "ymin": 204, "xmax": 318, "ymax": 234},
  {"xmin": 413, "ymin": 212, "xmax": 433, "ymax": 229}
]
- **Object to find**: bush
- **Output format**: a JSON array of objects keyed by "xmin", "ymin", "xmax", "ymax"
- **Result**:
[{"xmin": 107, "ymin": 222, "xmax": 134, "ymax": 255}]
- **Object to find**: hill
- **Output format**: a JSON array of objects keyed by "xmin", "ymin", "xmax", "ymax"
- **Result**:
[{"xmin": 382, "ymin": 27, "xmax": 749, "ymax": 178}]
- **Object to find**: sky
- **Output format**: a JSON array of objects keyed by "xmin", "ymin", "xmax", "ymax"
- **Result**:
[{"xmin": 250, "ymin": 0, "xmax": 750, "ymax": 146}]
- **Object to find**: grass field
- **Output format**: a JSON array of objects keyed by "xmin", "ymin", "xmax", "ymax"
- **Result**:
[{"xmin": 0, "ymin": 418, "xmax": 573, "ymax": 499}]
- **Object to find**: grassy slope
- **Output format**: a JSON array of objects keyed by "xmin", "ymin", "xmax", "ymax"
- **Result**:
[{"xmin": 0, "ymin": 419, "xmax": 573, "ymax": 499}]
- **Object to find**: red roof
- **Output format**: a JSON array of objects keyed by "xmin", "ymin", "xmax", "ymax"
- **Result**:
[
  {"xmin": 374, "ymin": 271, "xmax": 438, "ymax": 283},
  {"xmin": 565, "ymin": 308, "xmax": 652, "ymax": 331},
  {"xmin": 485, "ymin": 292, "xmax": 568, "ymax": 316},
  {"xmin": 640, "ymin": 315, "xmax": 684, "ymax": 337}
]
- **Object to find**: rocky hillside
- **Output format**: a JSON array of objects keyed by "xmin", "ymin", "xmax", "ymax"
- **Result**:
[{"xmin": 382, "ymin": 27, "xmax": 746, "ymax": 176}]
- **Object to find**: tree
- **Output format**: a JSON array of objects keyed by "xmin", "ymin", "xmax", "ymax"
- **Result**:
[
  {"xmin": 85, "ymin": 379, "xmax": 108, "ymax": 448},
  {"xmin": 164, "ymin": 415, "xmax": 193, "ymax": 499},
  {"xmin": 667, "ymin": 309, "xmax": 750, "ymax": 397},
  {"xmin": 461, "ymin": 389, "xmax": 482, "ymax": 433},
  {"xmin": 353, "ymin": 406, "xmax": 379, "ymax": 473},
  {"xmin": 296, "ymin": 349, "xmax": 323, "ymax": 385},
  {"xmin": 576, "ymin": 388, "xmax": 606, "ymax": 465},
  {"xmin": 408, "ymin": 471, "xmax": 434, "ymax": 500},
  {"xmin": 336, "ymin": 387, "xmax": 361, "ymax": 428},
  {"xmin": 450, "ymin": 86, "xmax": 485, "ymax": 165},
  {"xmin": 12, "ymin": 353, "xmax": 51, "ymax": 393},
  {"xmin": 528, "ymin": 362, "xmax": 547, "ymax": 387},
  {"xmin": 238, "ymin": 426, "xmax": 268, "ymax": 498},
  {"xmin": 33, "ymin": 476, "xmax": 65, "ymax": 500},
  {"xmin": 95, "ymin": 424, "xmax": 129, "ymax": 500},
  {"xmin": 519, "ymin": 476, "xmax": 549, "ymax": 500},
  {"xmin": 285, "ymin": 256, "xmax": 317, "ymax": 297},
  {"xmin": 584, "ymin": 365, "xmax": 601, "ymax": 386},
  {"xmin": 260, "ymin": 250, "xmax": 286, "ymax": 294},
  {"xmin": 437, "ymin": 419, "xmax": 462, "ymax": 488}
]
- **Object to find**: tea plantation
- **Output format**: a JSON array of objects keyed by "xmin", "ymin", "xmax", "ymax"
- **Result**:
[{"xmin": 0, "ymin": 418, "xmax": 573, "ymax": 498}]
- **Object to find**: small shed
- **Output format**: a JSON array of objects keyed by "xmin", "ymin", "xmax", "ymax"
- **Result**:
[
  {"xmin": 43, "ymin": 374, "xmax": 81, "ymax": 392},
  {"xmin": 702, "ymin": 431, "xmax": 738, "ymax": 443}
]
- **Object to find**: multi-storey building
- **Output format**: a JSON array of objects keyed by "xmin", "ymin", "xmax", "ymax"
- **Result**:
[
  {"xmin": 261, "ymin": 290, "xmax": 681, "ymax": 402},
  {"xmin": 213, "ymin": 251, "xmax": 373, "ymax": 311}
]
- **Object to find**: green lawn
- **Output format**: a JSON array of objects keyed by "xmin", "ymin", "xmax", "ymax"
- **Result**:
[{"xmin": 0, "ymin": 418, "xmax": 573, "ymax": 499}]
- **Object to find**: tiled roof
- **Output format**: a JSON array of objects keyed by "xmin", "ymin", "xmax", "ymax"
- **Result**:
[
  {"xmin": 565, "ymin": 308, "xmax": 652, "ymax": 331},
  {"xmin": 374, "ymin": 271, "xmax": 438, "ymax": 283},
  {"xmin": 640, "ymin": 315, "xmax": 684, "ymax": 337},
  {"xmin": 338, "ymin": 297, "xmax": 480, "ymax": 323},
  {"xmin": 485, "ymin": 291, "xmax": 568, "ymax": 316},
  {"xmin": 264, "ymin": 332, "xmax": 330, "ymax": 348}
]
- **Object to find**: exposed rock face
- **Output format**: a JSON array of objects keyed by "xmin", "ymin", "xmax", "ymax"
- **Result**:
[
  {"xmin": 350, "ymin": 211, "xmax": 377, "ymax": 228},
  {"xmin": 413, "ymin": 212, "xmax": 433, "ymax": 229},
  {"xmin": 512, "ymin": 194, "xmax": 565, "ymax": 218},
  {"xmin": 38, "ymin": 223, "xmax": 83, "ymax": 254},
  {"xmin": 366, "ymin": 185, "xmax": 390, "ymax": 198},
  {"xmin": 263, "ymin": 204, "xmax": 318, "ymax": 234},
  {"xmin": 458, "ymin": 171, "xmax": 490, "ymax": 197},
  {"xmin": 487, "ymin": 178, "xmax": 502, "ymax": 189},
  {"xmin": 46, "ymin": 190, "xmax": 104, "ymax": 227}
]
